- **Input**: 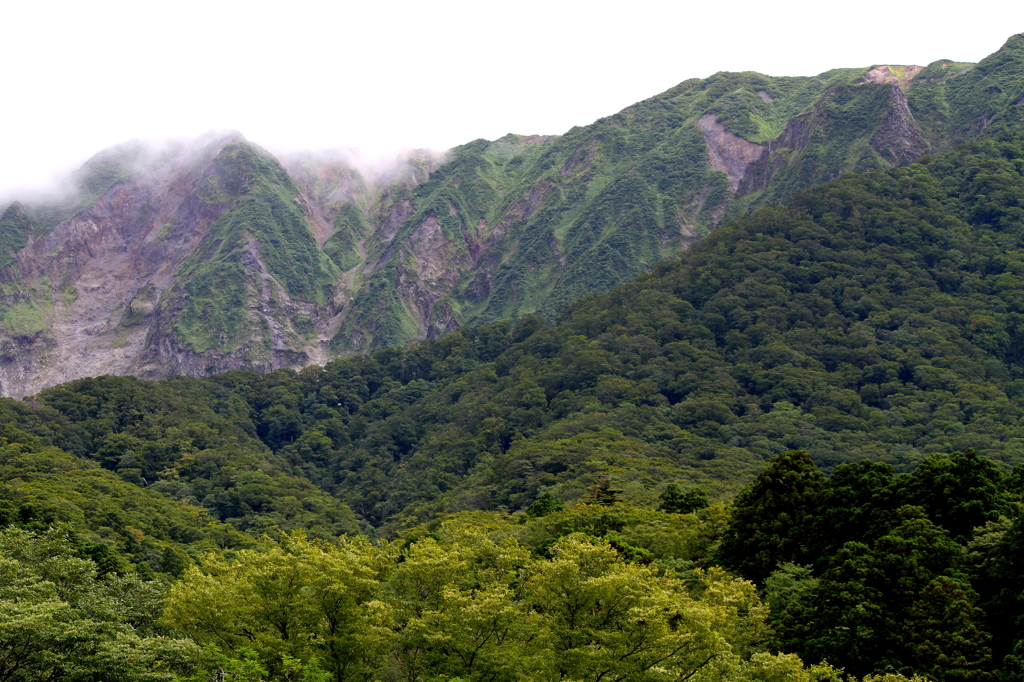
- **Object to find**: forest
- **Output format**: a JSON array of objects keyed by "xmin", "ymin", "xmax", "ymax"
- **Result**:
[{"xmin": 4, "ymin": 131, "xmax": 1024, "ymax": 680}]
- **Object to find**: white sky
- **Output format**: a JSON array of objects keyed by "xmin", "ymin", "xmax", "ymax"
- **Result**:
[{"xmin": 2, "ymin": 1, "xmax": 1021, "ymax": 199}]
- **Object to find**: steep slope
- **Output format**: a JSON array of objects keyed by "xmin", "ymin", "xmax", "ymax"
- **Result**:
[
  {"xmin": 0, "ymin": 135, "xmax": 356, "ymax": 395},
  {"xmin": 0, "ymin": 135, "xmax": 245, "ymax": 395},
  {"xmin": 199, "ymin": 130, "xmax": 1024, "ymax": 526},
  {"xmin": 129, "ymin": 140, "xmax": 344, "ymax": 379}
]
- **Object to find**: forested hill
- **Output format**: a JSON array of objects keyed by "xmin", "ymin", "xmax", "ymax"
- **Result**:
[{"xmin": 214, "ymin": 130, "xmax": 1024, "ymax": 521}]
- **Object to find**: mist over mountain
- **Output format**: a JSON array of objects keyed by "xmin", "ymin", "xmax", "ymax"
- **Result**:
[{"xmin": 1, "ymin": 34, "xmax": 1023, "ymax": 397}]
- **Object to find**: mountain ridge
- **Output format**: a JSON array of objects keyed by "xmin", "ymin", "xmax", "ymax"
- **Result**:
[{"xmin": 1, "ymin": 34, "xmax": 1022, "ymax": 397}]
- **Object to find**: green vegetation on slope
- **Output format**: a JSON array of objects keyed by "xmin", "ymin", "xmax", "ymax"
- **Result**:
[
  {"xmin": 0, "ymin": 203, "xmax": 39, "ymax": 272},
  {"xmin": 4, "ymin": 375, "xmax": 362, "ymax": 541},
  {"xmin": 2, "ymin": 130, "xmax": 1020, "ymax": 533},
  {"xmin": 5, "ymin": 124, "xmax": 1024, "ymax": 682},
  {"xmin": 170, "ymin": 132, "xmax": 1023, "ymax": 530},
  {"xmin": 323, "ymin": 203, "xmax": 369, "ymax": 271},
  {"xmin": 330, "ymin": 36, "xmax": 1024, "ymax": 355},
  {"xmin": 333, "ymin": 68, "xmax": 895, "ymax": 352},
  {"xmin": 909, "ymin": 33, "xmax": 1024, "ymax": 143}
]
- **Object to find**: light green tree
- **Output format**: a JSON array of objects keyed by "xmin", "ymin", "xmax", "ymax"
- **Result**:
[
  {"xmin": 164, "ymin": 534, "xmax": 388, "ymax": 682},
  {"xmin": 526, "ymin": 533, "xmax": 770, "ymax": 682},
  {"xmin": 0, "ymin": 525, "xmax": 203, "ymax": 682},
  {"xmin": 383, "ymin": 527, "xmax": 542, "ymax": 682}
]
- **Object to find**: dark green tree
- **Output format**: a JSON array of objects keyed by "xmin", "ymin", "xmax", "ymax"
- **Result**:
[
  {"xmin": 796, "ymin": 506, "xmax": 969, "ymax": 677},
  {"xmin": 584, "ymin": 475, "xmax": 623, "ymax": 506},
  {"xmin": 806, "ymin": 460, "xmax": 896, "ymax": 563},
  {"xmin": 902, "ymin": 576, "xmax": 993, "ymax": 682},
  {"xmin": 658, "ymin": 484, "xmax": 710, "ymax": 514},
  {"xmin": 897, "ymin": 450, "xmax": 1012, "ymax": 543},
  {"xmin": 718, "ymin": 450, "xmax": 825, "ymax": 583},
  {"xmin": 526, "ymin": 492, "xmax": 565, "ymax": 518}
]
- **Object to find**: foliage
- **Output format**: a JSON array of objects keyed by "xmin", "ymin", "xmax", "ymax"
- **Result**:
[
  {"xmin": 164, "ymin": 534, "xmax": 387, "ymax": 681},
  {"xmin": 162, "ymin": 527, "xmax": 838, "ymax": 682},
  {"xmin": 719, "ymin": 451, "xmax": 824, "ymax": 583},
  {"xmin": 659, "ymin": 483, "xmax": 710, "ymax": 514},
  {"xmin": 0, "ymin": 525, "xmax": 205, "ymax": 682},
  {"xmin": 726, "ymin": 449, "xmax": 1022, "ymax": 681},
  {"xmin": 28, "ymin": 375, "xmax": 361, "ymax": 540},
  {"xmin": 0, "ymin": 420, "xmax": 245, "ymax": 574}
]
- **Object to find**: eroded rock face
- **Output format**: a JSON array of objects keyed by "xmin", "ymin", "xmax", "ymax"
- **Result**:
[
  {"xmin": 737, "ymin": 110, "xmax": 816, "ymax": 195},
  {"xmin": 0, "ymin": 136, "xmax": 243, "ymax": 396},
  {"xmin": 737, "ymin": 70, "xmax": 931, "ymax": 198},
  {"xmin": 870, "ymin": 82, "xmax": 932, "ymax": 164},
  {"xmin": 0, "ymin": 137, "xmax": 449, "ymax": 397},
  {"xmin": 698, "ymin": 114, "xmax": 765, "ymax": 191}
]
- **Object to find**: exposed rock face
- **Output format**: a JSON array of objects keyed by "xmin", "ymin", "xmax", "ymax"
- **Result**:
[
  {"xmin": 698, "ymin": 114, "xmax": 765, "ymax": 191},
  {"xmin": 870, "ymin": 82, "xmax": 932, "ymax": 164},
  {"xmin": 737, "ymin": 107, "xmax": 818, "ymax": 195},
  {"xmin": 0, "ymin": 135, "xmax": 242, "ymax": 396}
]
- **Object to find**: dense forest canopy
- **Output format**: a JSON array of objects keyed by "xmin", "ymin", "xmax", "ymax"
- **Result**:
[{"xmin": 2, "ymin": 448, "xmax": 1020, "ymax": 681}]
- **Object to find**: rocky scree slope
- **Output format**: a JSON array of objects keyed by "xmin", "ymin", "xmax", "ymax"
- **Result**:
[{"xmin": 1, "ymin": 34, "xmax": 1022, "ymax": 397}]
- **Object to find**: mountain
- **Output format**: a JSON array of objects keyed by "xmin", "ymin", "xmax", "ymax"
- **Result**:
[
  {"xmin": 8, "ymin": 128, "xmax": 1024, "ymax": 531},
  {"xmin": 1, "ymin": 34, "xmax": 1023, "ymax": 397}
]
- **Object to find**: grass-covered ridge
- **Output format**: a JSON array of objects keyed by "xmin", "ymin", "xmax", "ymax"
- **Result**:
[{"xmin": 329, "ymin": 36, "xmax": 1024, "ymax": 356}]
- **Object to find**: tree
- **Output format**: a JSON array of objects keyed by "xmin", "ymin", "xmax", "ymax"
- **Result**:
[
  {"xmin": 164, "ymin": 534, "xmax": 387, "ymax": 682},
  {"xmin": 719, "ymin": 451, "xmax": 825, "ymax": 583},
  {"xmin": 794, "ymin": 507, "xmax": 969, "ymax": 677},
  {"xmin": 0, "ymin": 526, "xmax": 203, "ymax": 682},
  {"xmin": 584, "ymin": 475, "xmax": 623, "ymax": 505},
  {"xmin": 384, "ymin": 530, "xmax": 539, "ymax": 682},
  {"xmin": 805, "ymin": 460, "xmax": 896, "ymax": 562},
  {"xmin": 903, "ymin": 577, "xmax": 993, "ymax": 682},
  {"xmin": 527, "ymin": 534, "xmax": 769, "ymax": 682},
  {"xmin": 658, "ymin": 483, "xmax": 710, "ymax": 514},
  {"xmin": 526, "ymin": 492, "xmax": 565, "ymax": 518},
  {"xmin": 897, "ymin": 450, "xmax": 1012, "ymax": 543},
  {"xmin": 763, "ymin": 563, "xmax": 819, "ymax": 656}
]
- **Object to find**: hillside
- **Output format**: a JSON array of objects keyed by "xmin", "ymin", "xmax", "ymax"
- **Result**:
[{"xmin": 0, "ymin": 35, "xmax": 1022, "ymax": 398}]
